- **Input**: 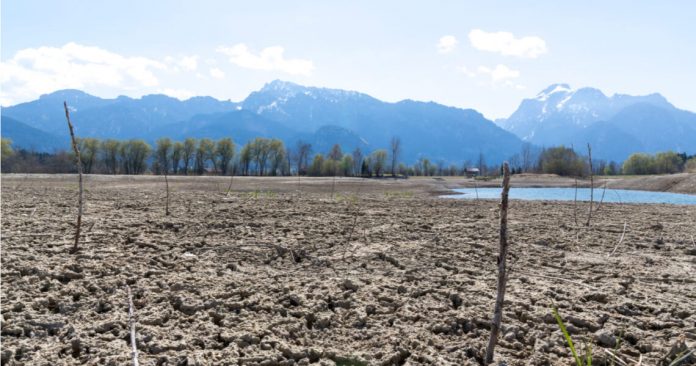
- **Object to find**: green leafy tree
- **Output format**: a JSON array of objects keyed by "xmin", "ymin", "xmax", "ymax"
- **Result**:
[
  {"xmin": 1, "ymin": 138, "xmax": 13, "ymax": 164},
  {"xmin": 370, "ymin": 149, "xmax": 388, "ymax": 177},
  {"xmin": 341, "ymin": 155, "xmax": 354, "ymax": 176},
  {"xmin": 654, "ymin": 151, "xmax": 683, "ymax": 174},
  {"xmin": 182, "ymin": 138, "xmax": 196, "ymax": 175},
  {"xmin": 77, "ymin": 138, "xmax": 100, "ymax": 174},
  {"xmin": 171, "ymin": 141, "xmax": 183, "ymax": 174},
  {"xmin": 101, "ymin": 139, "xmax": 120, "ymax": 174},
  {"xmin": 215, "ymin": 138, "xmax": 235, "ymax": 175},
  {"xmin": 155, "ymin": 138, "xmax": 173, "ymax": 174},
  {"xmin": 308, "ymin": 154, "xmax": 325, "ymax": 176},
  {"xmin": 120, "ymin": 139, "xmax": 151, "ymax": 174},
  {"xmin": 194, "ymin": 138, "xmax": 215, "ymax": 175},
  {"xmin": 538, "ymin": 146, "xmax": 585, "ymax": 176},
  {"xmin": 268, "ymin": 139, "xmax": 286, "ymax": 176},
  {"xmin": 685, "ymin": 157, "xmax": 696, "ymax": 173},
  {"xmin": 622, "ymin": 153, "xmax": 655, "ymax": 175},
  {"xmin": 239, "ymin": 144, "xmax": 252, "ymax": 176}
]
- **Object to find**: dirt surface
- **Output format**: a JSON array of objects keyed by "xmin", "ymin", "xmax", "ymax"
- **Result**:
[{"xmin": 1, "ymin": 174, "xmax": 695, "ymax": 365}]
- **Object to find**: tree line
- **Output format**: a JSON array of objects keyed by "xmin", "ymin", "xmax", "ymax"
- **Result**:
[
  {"xmin": 0, "ymin": 136, "xmax": 403, "ymax": 177},
  {"xmin": 532, "ymin": 146, "xmax": 695, "ymax": 177},
  {"xmin": 2, "ymin": 137, "xmax": 694, "ymax": 177}
]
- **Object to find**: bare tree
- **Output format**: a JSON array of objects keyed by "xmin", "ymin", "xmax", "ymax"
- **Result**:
[
  {"xmin": 478, "ymin": 152, "xmax": 486, "ymax": 176},
  {"xmin": 63, "ymin": 102, "xmax": 83, "ymax": 254},
  {"xmin": 521, "ymin": 142, "xmax": 532, "ymax": 172},
  {"xmin": 351, "ymin": 147, "xmax": 363, "ymax": 176},
  {"xmin": 171, "ymin": 141, "xmax": 183, "ymax": 175},
  {"xmin": 155, "ymin": 138, "xmax": 172, "ymax": 174},
  {"xmin": 182, "ymin": 138, "xmax": 196, "ymax": 175},
  {"xmin": 101, "ymin": 139, "xmax": 120, "ymax": 174},
  {"xmin": 295, "ymin": 140, "xmax": 312, "ymax": 175},
  {"xmin": 485, "ymin": 162, "xmax": 511, "ymax": 364},
  {"xmin": 390, "ymin": 136, "xmax": 401, "ymax": 178}
]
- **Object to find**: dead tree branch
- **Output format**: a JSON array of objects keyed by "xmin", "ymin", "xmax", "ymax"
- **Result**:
[
  {"xmin": 586, "ymin": 143, "xmax": 594, "ymax": 226},
  {"xmin": 225, "ymin": 175, "xmax": 234, "ymax": 196},
  {"xmin": 164, "ymin": 173, "xmax": 170, "ymax": 216},
  {"xmin": 126, "ymin": 285, "xmax": 140, "ymax": 366},
  {"xmin": 63, "ymin": 102, "xmax": 83, "ymax": 253},
  {"xmin": 595, "ymin": 183, "xmax": 607, "ymax": 214},
  {"xmin": 484, "ymin": 161, "xmax": 511, "ymax": 364},
  {"xmin": 608, "ymin": 222, "xmax": 628, "ymax": 257}
]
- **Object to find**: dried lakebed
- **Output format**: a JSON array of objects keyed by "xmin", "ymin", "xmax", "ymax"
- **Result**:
[{"xmin": 1, "ymin": 175, "xmax": 695, "ymax": 365}]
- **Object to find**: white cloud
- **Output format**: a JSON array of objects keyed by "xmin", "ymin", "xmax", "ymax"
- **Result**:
[
  {"xmin": 209, "ymin": 67, "xmax": 225, "ymax": 79},
  {"xmin": 437, "ymin": 35, "xmax": 458, "ymax": 54},
  {"xmin": 468, "ymin": 29, "xmax": 547, "ymax": 58},
  {"xmin": 178, "ymin": 55, "xmax": 198, "ymax": 71},
  {"xmin": 457, "ymin": 65, "xmax": 477, "ymax": 77},
  {"xmin": 216, "ymin": 43, "xmax": 314, "ymax": 76},
  {"xmin": 477, "ymin": 64, "xmax": 520, "ymax": 82},
  {"xmin": 458, "ymin": 63, "xmax": 524, "ymax": 89},
  {"xmin": 0, "ymin": 42, "xmax": 167, "ymax": 105},
  {"xmin": 164, "ymin": 55, "xmax": 199, "ymax": 72}
]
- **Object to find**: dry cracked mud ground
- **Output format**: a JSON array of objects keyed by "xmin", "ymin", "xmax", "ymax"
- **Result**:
[{"xmin": 1, "ymin": 175, "xmax": 695, "ymax": 365}]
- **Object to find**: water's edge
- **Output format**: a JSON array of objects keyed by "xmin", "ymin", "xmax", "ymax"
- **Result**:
[{"xmin": 441, "ymin": 187, "xmax": 696, "ymax": 205}]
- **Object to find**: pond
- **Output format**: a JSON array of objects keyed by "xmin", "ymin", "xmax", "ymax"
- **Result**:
[{"xmin": 443, "ymin": 187, "xmax": 696, "ymax": 205}]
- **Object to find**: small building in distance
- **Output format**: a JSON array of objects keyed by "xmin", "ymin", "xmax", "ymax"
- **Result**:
[{"xmin": 465, "ymin": 168, "xmax": 480, "ymax": 178}]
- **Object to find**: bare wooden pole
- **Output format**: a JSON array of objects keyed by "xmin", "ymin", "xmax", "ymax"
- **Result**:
[
  {"xmin": 164, "ymin": 173, "xmax": 170, "ymax": 216},
  {"xmin": 126, "ymin": 285, "xmax": 140, "ymax": 366},
  {"xmin": 484, "ymin": 162, "xmax": 511, "ymax": 364},
  {"xmin": 595, "ymin": 183, "xmax": 607, "ymax": 214},
  {"xmin": 63, "ymin": 102, "xmax": 83, "ymax": 253},
  {"xmin": 225, "ymin": 174, "xmax": 234, "ymax": 196},
  {"xmin": 573, "ymin": 176, "xmax": 579, "ymax": 227},
  {"xmin": 586, "ymin": 143, "xmax": 594, "ymax": 226}
]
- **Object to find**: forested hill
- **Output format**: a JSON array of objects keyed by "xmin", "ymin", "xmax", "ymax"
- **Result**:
[{"xmin": 1, "ymin": 81, "xmax": 523, "ymax": 164}]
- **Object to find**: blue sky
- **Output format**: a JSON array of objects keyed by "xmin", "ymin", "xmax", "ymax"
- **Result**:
[{"xmin": 2, "ymin": 1, "xmax": 695, "ymax": 119}]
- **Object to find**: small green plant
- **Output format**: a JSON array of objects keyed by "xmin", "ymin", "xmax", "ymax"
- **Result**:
[
  {"xmin": 552, "ymin": 306, "xmax": 593, "ymax": 366},
  {"xmin": 384, "ymin": 191, "xmax": 413, "ymax": 199}
]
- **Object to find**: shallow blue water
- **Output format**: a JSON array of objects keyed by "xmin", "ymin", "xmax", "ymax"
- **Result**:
[{"xmin": 444, "ymin": 187, "xmax": 696, "ymax": 205}]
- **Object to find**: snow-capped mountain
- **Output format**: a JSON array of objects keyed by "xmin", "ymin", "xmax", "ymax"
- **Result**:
[
  {"xmin": 497, "ymin": 83, "xmax": 673, "ymax": 142},
  {"xmin": 496, "ymin": 84, "xmax": 694, "ymax": 161}
]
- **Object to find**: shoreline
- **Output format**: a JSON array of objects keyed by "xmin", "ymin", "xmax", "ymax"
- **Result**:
[{"xmin": 3, "ymin": 172, "xmax": 695, "ymax": 196}]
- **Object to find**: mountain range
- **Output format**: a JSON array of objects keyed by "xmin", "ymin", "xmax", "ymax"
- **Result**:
[
  {"xmin": 496, "ymin": 84, "xmax": 696, "ymax": 161},
  {"xmin": 2, "ymin": 81, "xmax": 695, "ymax": 164}
]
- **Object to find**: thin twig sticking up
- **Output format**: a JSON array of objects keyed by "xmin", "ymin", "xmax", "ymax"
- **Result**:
[
  {"xmin": 126, "ymin": 285, "xmax": 140, "ymax": 366},
  {"xmin": 484, "ymin": 162, "xmax": 511, "ymax": 364},
  {"xmin": 586, "ymin": 143, "xmax": 594, "ymax": 226},
  {"xmin": 164, "ymin": 173, "xmax": 170, "ymax": 216},
  {"xmin": 63, "ymin": 102, "xmax": 83, "ymax": 253}
]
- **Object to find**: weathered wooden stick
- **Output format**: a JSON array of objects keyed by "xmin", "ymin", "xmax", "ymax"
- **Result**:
[
  {"xmin": 63, "ymin": 102, "xmax": 83, "ymax": 253},
  {"xmin": 126, "ymin": 285, "xmax": 140, "ymax": 366},
  {"xmin": 484, "ymin": 162, "xmax": 511, "ymax": 364},
  {"xmin": 595, "ymin": 183, "xmax": 607, "ymax": 214},
  {"xmin": 164, "ymin": 173, "xmax": 170, "ymax": 216},
  {"xmin": 225, "ymin": 174, "xmax": 234, "ymax": 196},
  {"xmin": 608, "ymin": 222, "xmax": 628, "ymax": 257},
  {"xmin": 573, "ymin": 176, "xmax": 579, "ymax": 227},
  {"xmin": 586, "ymin": 143, "xmax": 594, "ymax": 226}
]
